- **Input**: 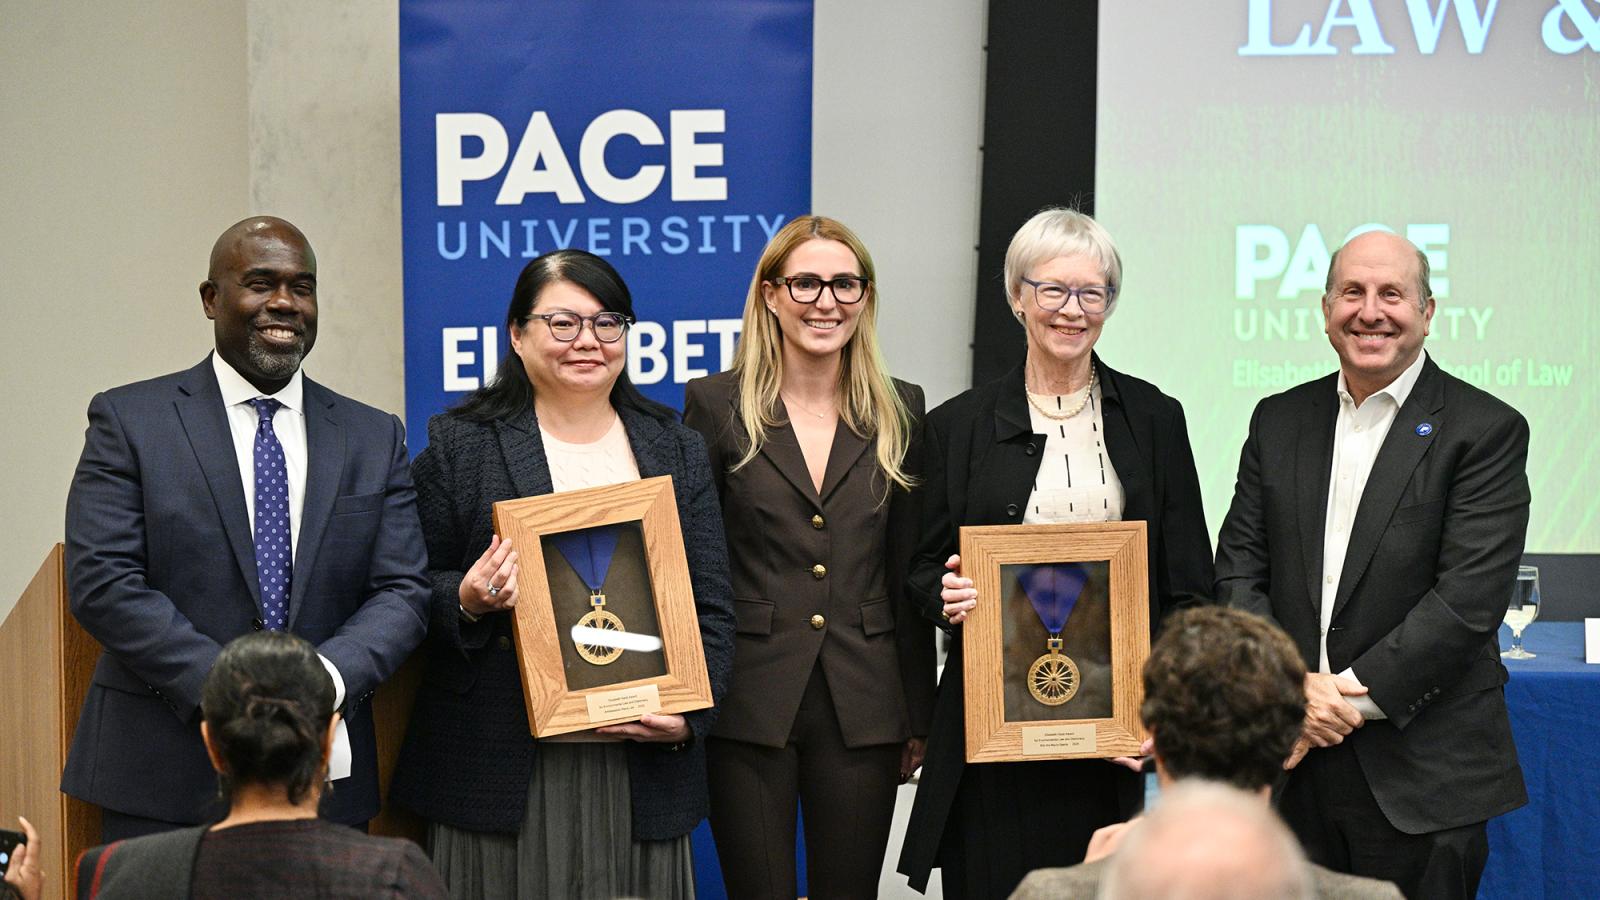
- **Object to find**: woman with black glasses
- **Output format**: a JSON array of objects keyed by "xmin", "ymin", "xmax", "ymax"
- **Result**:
[
  {"xmin": 390, "ymin": 249, "xmax": 735, "ymax": 899},
  {"xmin": 684, "ymin": 216, "xmax": 934, "ymax": 898}
]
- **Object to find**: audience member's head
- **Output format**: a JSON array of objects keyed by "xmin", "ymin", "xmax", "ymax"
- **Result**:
[
  {"xmin": 1098, "ymin": 780, "xmax": 1315, "ymax": 900},
  {"xmin": 200, "ymin": 631, "xmax": 337, "ymax": 807},
  {"xmin": 1142, "ymin": 606, "xmax": 1306, "ymax": 791}
]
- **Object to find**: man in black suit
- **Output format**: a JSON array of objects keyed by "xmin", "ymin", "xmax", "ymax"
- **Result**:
[
  {"xmin": 62, "ymin": 217, "xmax": 430, "ymax": 839},
  {"xmin": 1215, "ymin": 230, "xmax": 1529, "ymax": 898}
]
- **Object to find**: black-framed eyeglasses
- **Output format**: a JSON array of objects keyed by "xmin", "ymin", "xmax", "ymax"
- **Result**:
[
  {"xmin": 528, "ymin": 311, "xmax": 634, "ymax": 343},
  {"xmin": 1020, "ymin": 276, "xmax": 1117, "ymax": 313},
  {"xmin": 772, "ymin": 274, "xmax": 870, "ymax": 304}
]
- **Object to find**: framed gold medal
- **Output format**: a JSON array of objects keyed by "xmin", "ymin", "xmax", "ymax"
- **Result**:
[
  {"xmin": 959, "ymin": 521, "xmax": 1150, "ymax": 763},
  {"xmin": 493, "ymin": 476, "xmax": 713, "ymax": 738}
]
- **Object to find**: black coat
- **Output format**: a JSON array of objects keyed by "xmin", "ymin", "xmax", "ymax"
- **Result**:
[
  {"xmin": 1215, "ymin": 357, "xmax": 1528, "ymax": 832},
  {"xmin": 388, "ymin": 405, "xmax": 736, "ymax": 840},
  {"xmin": 896, "ymin": 356, "xmax": 1214, "ymax": 893}
]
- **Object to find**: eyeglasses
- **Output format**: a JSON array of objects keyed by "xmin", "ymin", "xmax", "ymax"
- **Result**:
[
  {"xmin": 1020, "ymin": 277, "xmax": 1117, "ymax": 314},
  {"xmin": 528, "ymin": 311, "xmax": 634, "ymax": 343},
  {"xmin": 772, "ymin": 274, "xmax": 870, "ymax": 305}
]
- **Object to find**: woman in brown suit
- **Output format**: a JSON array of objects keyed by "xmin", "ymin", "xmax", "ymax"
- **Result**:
[{"xmin": 684, "ymin": 216, "xmax": 935, "ymax": 898}]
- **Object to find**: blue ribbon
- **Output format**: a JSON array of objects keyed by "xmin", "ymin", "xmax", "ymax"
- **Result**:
[
  {"xmin": 548, "ymin": 525, "xmax": 622, "ymax": 593},
  {"xmin": 1017, "ymin": 563, "xmax": 1089, "ymax": 634}
]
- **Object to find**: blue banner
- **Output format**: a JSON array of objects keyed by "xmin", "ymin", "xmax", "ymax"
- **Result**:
[{"xmin": 399, "ymin": 0, "xmax": 814, "ymax": 450}]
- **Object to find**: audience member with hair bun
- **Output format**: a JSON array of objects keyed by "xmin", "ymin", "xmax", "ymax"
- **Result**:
[{"xmin": 73, "ymin": 632, "xmax": 447, "ymax": 899}]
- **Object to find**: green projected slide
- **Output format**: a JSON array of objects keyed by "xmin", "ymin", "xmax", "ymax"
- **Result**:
[{"xmin": 1095, "ymin": 0, "xmax": 1599, "ymax": 553}]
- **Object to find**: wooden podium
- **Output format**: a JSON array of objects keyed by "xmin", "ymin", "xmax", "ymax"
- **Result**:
[
  {"xmin": 0, "ymin": 545, "xmax": 423, "ymax": 899},
  {"xmin": 0, "ymin": 545, "xmax": 98, "ymax": 900}
]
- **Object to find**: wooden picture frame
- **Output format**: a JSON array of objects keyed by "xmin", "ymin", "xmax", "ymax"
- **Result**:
[
  {"xmin": 493, "ymin": 475, "xmax": 712, "ymax": 737},
  {"xmin": 960, "ymin": 521, "xmax": 1149, "ymax": 763}
]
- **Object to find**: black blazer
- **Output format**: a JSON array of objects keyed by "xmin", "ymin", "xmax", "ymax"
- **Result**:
[
  {"xmin": 1215, "ymin": 356, "xmax": 1529, "ymax": 832},
  {"xmin": 61, "ymin": 356, "xmax": 430, "ymax": 826},
  {"xmin": 387, "ymin": 405, "xmax": 736, "ymax": 840},
  {"xmin": 683, "ymin": 371, "xmax": 935, "ymax": 749},
  {"xmin": 896, "ymin": 357, "xmax": 1214, "ymax": 890}
]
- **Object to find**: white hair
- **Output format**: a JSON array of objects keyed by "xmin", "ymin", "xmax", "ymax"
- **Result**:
[
  {"xmin": 1098, "ymin": 781, "xmax": 1314, "ymax": 900},
  {"xmin": 1003, "ymin": 208, "xmax": 1124, "ymax": 307}
]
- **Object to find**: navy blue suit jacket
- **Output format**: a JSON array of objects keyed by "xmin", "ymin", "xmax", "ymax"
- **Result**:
[{"xmin": 61, "ymin": 356, "xmax": 431, "ymax": 825}]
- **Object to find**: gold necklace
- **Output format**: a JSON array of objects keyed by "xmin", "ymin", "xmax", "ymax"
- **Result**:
[
  {"xmin": 781, "ymin": 392, "xmax": 834, "ymax": 420},
  {"xmin": 1025, "ymin": 365, "xmax": 1097, "ymax": 421}
]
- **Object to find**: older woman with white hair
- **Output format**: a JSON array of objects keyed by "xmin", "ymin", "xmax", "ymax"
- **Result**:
[{"xmin": 896, "ymin": 209, "xmax": 1214, "ymax": 898}]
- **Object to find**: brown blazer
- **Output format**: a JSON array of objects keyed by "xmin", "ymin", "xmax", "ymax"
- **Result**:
[{"xmin": 683, "ymin": 370, "xmax": 935, "ymax": 748}]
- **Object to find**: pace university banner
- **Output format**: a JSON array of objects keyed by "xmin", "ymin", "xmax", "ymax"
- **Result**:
[{"xmin": 399, "ymin": 0, "xmax": 813, "ymax": 450}]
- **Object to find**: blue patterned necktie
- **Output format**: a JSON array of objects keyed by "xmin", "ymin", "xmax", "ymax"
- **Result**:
[{"xmin": 248, "ymin": 397, "xmax": 292, "ymax": 630}]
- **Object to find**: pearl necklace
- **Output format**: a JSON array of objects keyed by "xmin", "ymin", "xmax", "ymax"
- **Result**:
[{"xmin": 1025, "ymin": 365, "xmax": 1097, "ymax": 421}]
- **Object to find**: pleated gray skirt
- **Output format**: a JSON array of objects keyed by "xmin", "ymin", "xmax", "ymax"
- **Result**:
[{"xmin": 427, "ymin": 742, "xmax": 695, "ymax": 899}]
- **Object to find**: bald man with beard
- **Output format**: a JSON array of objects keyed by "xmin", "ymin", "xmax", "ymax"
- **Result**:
[{"xmin": 62, "ymin": 217, "xmax": 430, "ymax": 841}]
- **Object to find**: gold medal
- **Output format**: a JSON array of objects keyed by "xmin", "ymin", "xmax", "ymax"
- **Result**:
[
  {"xmin": 552, "ymin": 526, "xmax": 628, "ymax": 666},
  {"xmin": 1018, "ymin": 564, "xmax": 1089, "ymax": 706},
  {"xmin": 1027, "ymin": 635, "xmax": 1080, "ymax": 706},
  {"xmin": 574, "ymin": 590, "xmax": 626, "ymax": 666}
]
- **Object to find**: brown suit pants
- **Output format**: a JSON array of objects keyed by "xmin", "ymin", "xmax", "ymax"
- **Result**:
[{"xmin": 707, "ymin": 664, "xmax": 902, "ymax": 899}]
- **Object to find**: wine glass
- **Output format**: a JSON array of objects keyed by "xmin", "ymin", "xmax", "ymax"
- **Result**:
[{"xmin": 1501, "ymin": 565, "xmax": 1540, "ymax": 659}]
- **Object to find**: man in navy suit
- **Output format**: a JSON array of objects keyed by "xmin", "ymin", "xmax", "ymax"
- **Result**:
[
  {"xmin": 62, "ymin": 216, "xmax": 430, "ymax": 840},
  {"xmin": 1215, "ymin": 230, "xmax": 1529, "ymax": 898}
]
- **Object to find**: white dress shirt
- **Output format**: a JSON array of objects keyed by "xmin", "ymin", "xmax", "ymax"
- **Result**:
[
  {"xmin": 212, "ymin": 353, "xmax": 308, "ymax": 560},
  {"xmin": 1318, "ymin": 351, "xmax": 1428, "ymax": 720},
  {"xmin": 210, "ymin": 353, "xmax": 350, "ymax": 779}
]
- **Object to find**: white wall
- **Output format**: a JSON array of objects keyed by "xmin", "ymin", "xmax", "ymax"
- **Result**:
[
  {"xmin": 814, "ymin": 0, "xmax": 985, "ymax": 409},
  {"xmin": 246, "ymin": 0, "xmax": 407, "ymax": 414},
  {"xmin": 0, "ymin": 0, "xmax": 251, "ymax": 620},
  {"xmin": 0, "ymin": 0, "xmax": 986, "ymax": 678}
]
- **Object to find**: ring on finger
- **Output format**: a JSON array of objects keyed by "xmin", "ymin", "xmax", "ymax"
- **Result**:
[{"xmin": 487, "ymin": 581, "xmax": 501, "ymax": 596}]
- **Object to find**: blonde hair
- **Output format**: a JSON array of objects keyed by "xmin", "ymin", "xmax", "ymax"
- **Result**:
[{"xmin": 729, "ymin": 215, "xmax": 915, "ymax": 492}]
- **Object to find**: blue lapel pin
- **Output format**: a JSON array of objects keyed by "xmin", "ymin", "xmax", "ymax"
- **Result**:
[{"xmin": 1415, "ymin": 422, "xmax": 1433, "ymax": 436}]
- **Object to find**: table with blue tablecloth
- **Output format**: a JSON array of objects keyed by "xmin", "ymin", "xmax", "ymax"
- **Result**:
[{"xmin": 1479, "ymin": 622, "xmax": 1600, "ymax": 899}]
